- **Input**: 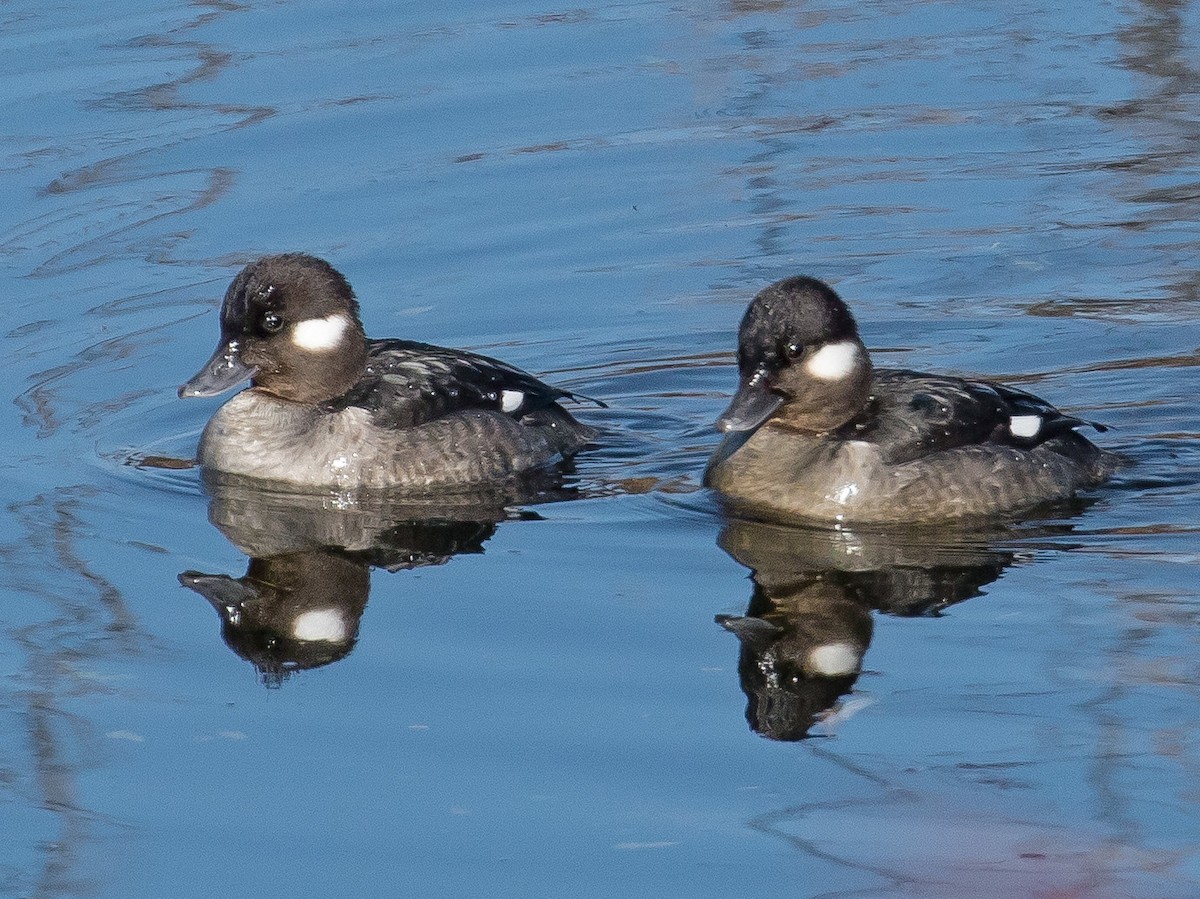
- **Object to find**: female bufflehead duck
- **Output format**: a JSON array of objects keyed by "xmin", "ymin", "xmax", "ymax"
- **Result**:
[
  {"xmin": 704, "ymin": 276, "xmax": 1120, "ymax": 524},
  {"xmin": 180, "ymin": 254, "xmax": 600, "ymax": 489}
]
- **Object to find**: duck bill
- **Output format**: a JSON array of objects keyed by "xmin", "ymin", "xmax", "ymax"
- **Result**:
[
  {"xmin": 716, "ymin": 376, "xmax": 783, "ymax": 433},
  {"xmin": 178, "ymin": 339, "xmax": 256, "ymax": 398},
  {"xmin": 179, "ymin": 571, "xmax": 259, "ymax": 612}
]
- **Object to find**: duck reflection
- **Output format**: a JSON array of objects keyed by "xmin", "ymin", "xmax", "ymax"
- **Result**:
[
  {"xmin": 716, "ymin": 517, "xmax": 1019, "ymax": 741},
  {"xmin": 182, "ymin": 551, "xmax": 370, "ymax": 684},
  {"xmin": 181, "ymin": 471, "xmax": 570, "ymax": 685}
]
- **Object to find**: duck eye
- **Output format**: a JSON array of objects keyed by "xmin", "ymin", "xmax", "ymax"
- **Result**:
[
  {"xmin": 261, "ymin": 311, "xmax": 284, "ymax": 333},
  {"xmin": 782, "ymin": 339, "xmax": 803, "ymax": 359}
]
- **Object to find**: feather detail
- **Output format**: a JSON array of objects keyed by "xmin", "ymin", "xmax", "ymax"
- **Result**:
[
  {"xmin": 840, "ymin": 369, "xmax": 1107, "ymax": 465},
  {"xmin": 322, "ymin": 339, "xmax": 604, "ymax": 429}
]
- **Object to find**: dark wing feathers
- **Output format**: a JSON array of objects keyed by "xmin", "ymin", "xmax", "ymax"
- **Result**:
[
  {"xmin": 843, "ymin": 369, "xmax": 1105, "ymax": 465},
  {"xmin": 982, "ymin": 380, "xmax": 1108, "ymax": 435},
  {"xmin": 325, "ymin": 339, "xmax": 602, "ymax": 429}
]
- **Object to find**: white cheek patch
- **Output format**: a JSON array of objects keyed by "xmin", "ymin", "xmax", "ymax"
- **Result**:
[
  {"xmin": 500, "ymin": 389, "xmax": 524, "ymax": 413},
  {"xmin": 807, "ymin": 642, "xmax": 862, "ymax": 677},
  {"xmin": 1009, "ymin": 414, "xmax": 1042, "ymax": 438},
  {"xmin": 291, "ymin": 608, "xmax": 349, "ymax": 643},
  {"xmin": 292, "ymin": 313, "xmax": 350, "ymax": 352},
  {"xmin": 805, "ymin": 340, "xmax": 859, "ymax": 381}
]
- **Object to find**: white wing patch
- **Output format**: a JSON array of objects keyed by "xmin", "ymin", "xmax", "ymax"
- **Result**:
[
  {"xmin": 292, "ymin": 608, "xmax": 349, "ymax": 642},
  {"xmin": 501, "ymin": 389, "xmax": 524, "ymax": 413},
  {"xmin": 805, "ymin": 340, "xmax": 859, "ymax": 381},
  {"xmin": 1009, "ymin": 414, "xmax": 1042, "ymax": 438},
  {"xmin": 292, "ymin": 313, "xmax": 350, "ymax": 351}
]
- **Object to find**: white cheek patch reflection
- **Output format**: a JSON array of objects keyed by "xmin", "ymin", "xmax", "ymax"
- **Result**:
[
  {"xmin": 291, "ymin": 608, "xmax": 349, "ymax": 643},
  {"xmin": 805, "ymin": 340, "xmax": 859, "ymax": 381},
  {"xmin": 292, "ymin": 313, "xmax": 350, "ymax": 352},
  {"xmin": 500, "ymin": 389, "xmax": 524, "ymax": 413},
  {"xmin": 807, "ymin": 642, "xmax": 862, "ymax": 677},
  {"xmin": 1009, "ymin": 414, "xmax": 1042, "ymax": 438}
]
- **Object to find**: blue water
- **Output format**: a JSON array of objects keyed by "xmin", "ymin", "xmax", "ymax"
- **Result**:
[{"xmin": 3, "ymin": 1, "xmax": 1199, "ymax": 897}]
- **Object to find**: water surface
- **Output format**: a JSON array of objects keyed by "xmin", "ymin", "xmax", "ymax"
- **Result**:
[{"xmin": 2, "ymin": 1, "xmax": 1199, "ymax": 897}]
